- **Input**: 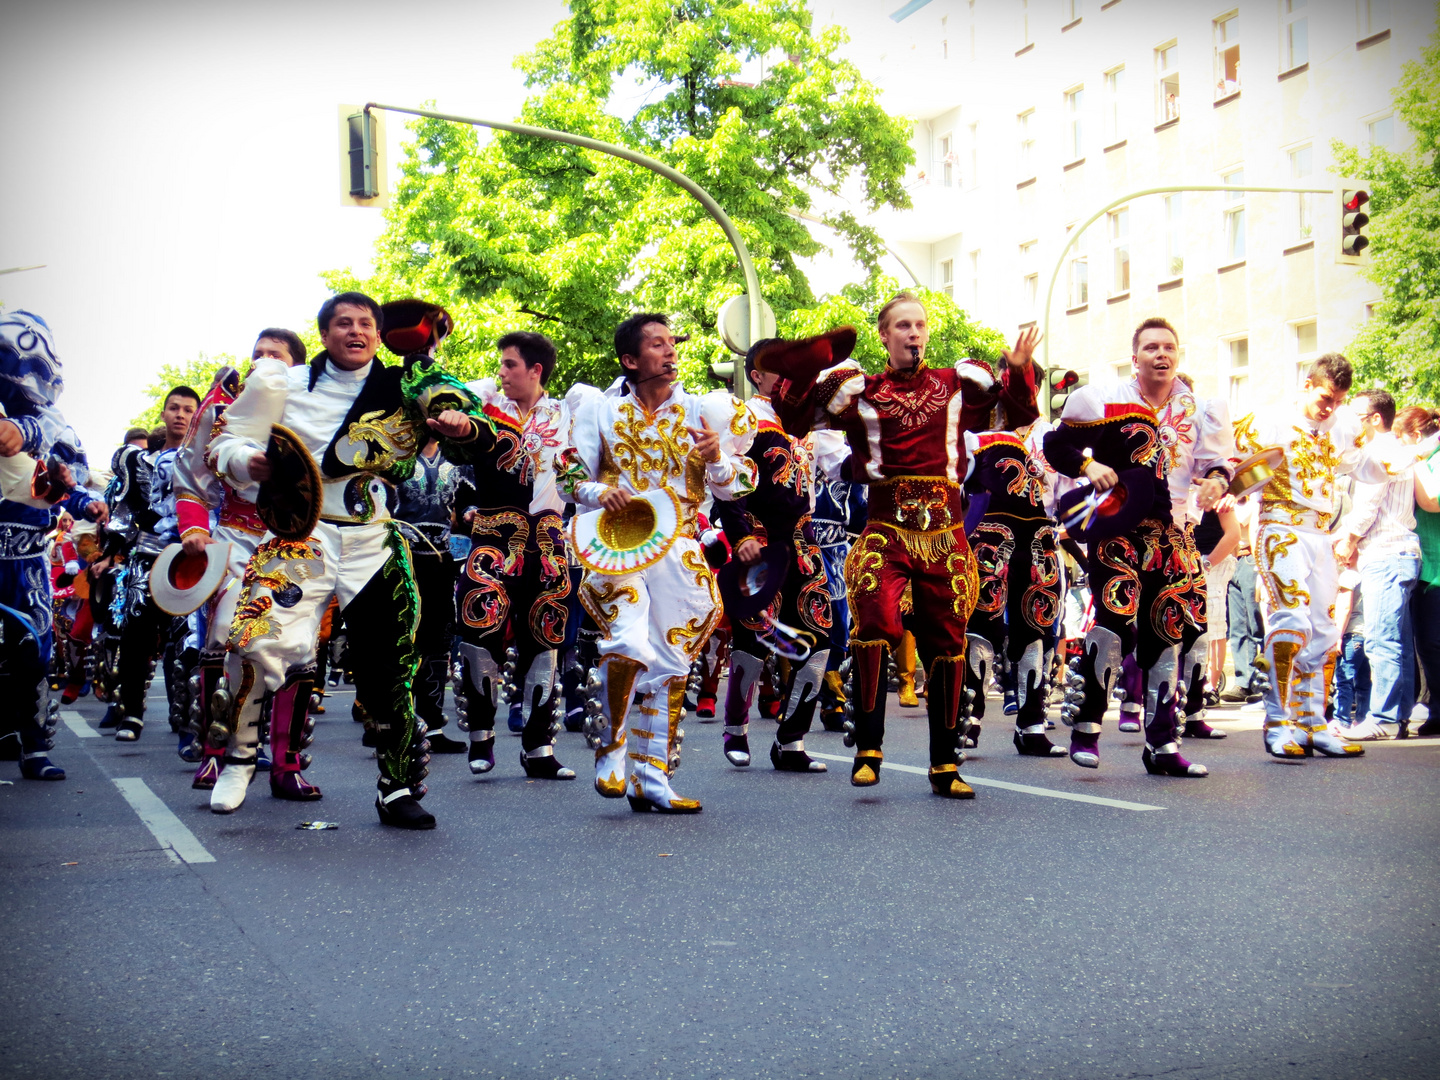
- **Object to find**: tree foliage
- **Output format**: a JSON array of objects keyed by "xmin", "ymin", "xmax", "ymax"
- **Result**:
[
  {"xmin": 328, "ymin": 0, "xmax": 1004, "ymax": 393},
  {"xmin": 131, "ymin": 353, "xmax": 236, "ymax": 428},
  {"xmin": 1333, "ymin": 9, "xmax": 1440, "ymax": 403}
]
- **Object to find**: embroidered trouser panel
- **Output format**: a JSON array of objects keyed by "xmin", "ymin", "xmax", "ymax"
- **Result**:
[
  {"xmin": 456, "ymin": 515, "xmax": 570, "ymax": 751},
  {"xmin": 1073, "ymin": 520, "xmax": 1194, "ymax": 732},
  {"xmin": 966, "ymin": 514, "xmax": 1061, "ymax": 728},
  {"xmin": 730, "ymin": 521, "xmax": 833, "ymax": 742},
  {"xmin": 227, "ymin": 521, "xmax": 426, "ymax": 795},
  {"xmin": 0, "ymin": 554, "xmax": 57, "ymax": 750},
  {"xmin": 845, "ymin": 523, "xmax": 978, "ymax": 763},
  {"xmin": 1255, "ymin": 523, "xmax": 1339, "ymax": 727}
]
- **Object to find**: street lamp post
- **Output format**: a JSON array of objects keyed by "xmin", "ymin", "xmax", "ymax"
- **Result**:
[{"xmin": 362, "ymin": 102, "xmax": 765, "ymax": 399}]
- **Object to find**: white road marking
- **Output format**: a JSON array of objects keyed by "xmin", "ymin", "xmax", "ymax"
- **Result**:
[
  {"xmin": 60, "ymin": 709, "xmax": 100, "ymax": 739},
  {"xmin": 112, "ymin": 778, "xmax": 215, "ymax": 864},
  {"xmin": 807, "ymin": 752, "xmax": 1164, "ymax": 811}
]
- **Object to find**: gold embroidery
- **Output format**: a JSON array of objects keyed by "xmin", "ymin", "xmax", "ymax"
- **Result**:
[
  {"xmin": 945, "ymin": 546, "xmax": 980, "ymax": 620},
  {"xmin": 341, "ymin": 408, "xmax": 418, "ymax": 473},
  {"xmin": 1286, "ymin": 426, "xmax": 1342, "ymax": 501},
  {"xmin": 609, "ymin": 402, "xmax": 691, "ymax": 493},
  {"xmin": 1266, "ymin": 631, "xmax": 1305, "ymax": 710},
  {"xmin": 471, "ymin": 511, "xmax": 529, "ymax": 575},
  {"xmin": 728, "ymin": 398, "xmax": 756, "ymax": 437},
  {"xmin": 845, "ymin": 530, "xmax": 888, "ymax": 597},
  {"xmin": 680, "ymin": 547, "xmax": 720, "ymax": 605},
  {"xmin": 1258, "ymin": 528, "xmax": 1309, "ymax": 610},
  {"xmin": 1233, "ymin": 412, "xmax": 1261, "ymax": 456},
  {"xmin": 228, "ymin": 537, "xmax": 324, "ymax": 650},
  {"xmin": 579, "ymin": 579, "xmax": 640, "ymax": 631}
]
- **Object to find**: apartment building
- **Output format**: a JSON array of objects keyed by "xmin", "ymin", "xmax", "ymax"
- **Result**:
[{"xmin": 815, "ymin": 0, "xmax": 1433, "ymax": 408}]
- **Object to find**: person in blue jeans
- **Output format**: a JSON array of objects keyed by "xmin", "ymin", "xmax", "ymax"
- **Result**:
[
  {"xmin": 1336, "ymin": 391, "xmax": 1425, "ymax": 739},
  {"xmin": 1395, "ymin": 405, "xmax": 1440, "ymax": 736},
  {"xmin": 1332, "ymin": 567, "xmax": 1370, "ymax": 725}
]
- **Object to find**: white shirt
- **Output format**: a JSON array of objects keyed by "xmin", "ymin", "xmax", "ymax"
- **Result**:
[{"xmin": 1340, "ymin": 430, "xmax": 1421, "ymax": 567}]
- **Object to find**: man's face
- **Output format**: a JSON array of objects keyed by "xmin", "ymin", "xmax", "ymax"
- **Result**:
[
  {"xmin": 498, "ymin": 345, "xmax": 543, "ymax": 403},
  {"xmin": 622, "ymin": 322, "xmax": 678, "ymax": 386},
  {"xmin": 1351, "ymin": 395, "xmax": 1386, "ymax": 442},
  {"xmin": 321, "ymin": 303, "xmax": 380, "ymax": 370},
  {"xmin": 1133, "ymin": 328, "xmax": 1179, "ymax": 384},
  {"xmin": 1301, "ymin": 377, "xmax": 1346, "ymax": 423},
  {"xmin": 162, "ymin": 394, "xmax": 197, "ymax": 442},
  {"xmin": 879, "ymin": 302, "xmax": 929, "ymax": 366},
  {"xmin": 253, "ymin": 336, "xmax": 296, "ymax": 367}
]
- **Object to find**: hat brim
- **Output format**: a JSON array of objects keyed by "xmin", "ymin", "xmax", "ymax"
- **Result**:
[
  {"xmin": 1228, "ymin": 446, "xmax": 1285, "ymax": 498},
  {"xmin": 716, "ymin": 542, "xmax": 790, "ymax": 624},
  {"xmin": 256, "ymin": 424, "xmax": 323, "ymax": 540},
  {"xmin": 149, "ymin": 541, "xmax": 232, "ymax": 616},
  {"xmin": 380, "ymin": 298, "xmax": 454, "ymax": 355},
  {"xmin": 570, "ymin": 488, "xmax": 681, "ymax": 576},
  {"xmin": 1057, "ymin": 467, "xmax": 1153, "ymax": 543}
]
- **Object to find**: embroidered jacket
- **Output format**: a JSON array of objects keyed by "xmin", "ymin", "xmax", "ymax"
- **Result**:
[
  {"xmin": 1043, "ymin": 383, "xmax": 1173, "ymax": 524},
  {"xmin": 174, "ymin": 366, "xmax": 267, "ymax": 543},
  {"xmin": 456, "ymin": 378, "xmax": 573, "ymax": 518},
  {"xmin": 966, "ymin": 430, "xmax": 1049, "ymax": 520},
  {"xmin": 712, "ymin": 395, "xmax": 829, "ymax": 549}
]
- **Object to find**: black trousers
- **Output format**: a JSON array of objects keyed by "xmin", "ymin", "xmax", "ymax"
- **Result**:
[{"xmin": 410, "ymin": 553, "xmax": 457, "ymax": 727}]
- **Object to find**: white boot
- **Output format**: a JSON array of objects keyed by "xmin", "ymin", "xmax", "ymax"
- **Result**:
[
  {"xmin": 211, "ymin": 660, "xmax": 261, "ymax": 813},
  {"xmin": 210, "ymin": 762, "xmax": 255, "ymax": 813}
]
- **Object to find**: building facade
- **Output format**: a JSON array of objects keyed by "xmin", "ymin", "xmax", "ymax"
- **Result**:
[{"xmin": 815, "ymin": 0, "xmax": 1433, "ymax": 408}]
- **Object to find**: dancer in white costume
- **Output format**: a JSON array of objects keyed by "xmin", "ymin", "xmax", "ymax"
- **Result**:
[{"xmin": 559, "ymin": 313, "xmax": 756, "ymax": 813}]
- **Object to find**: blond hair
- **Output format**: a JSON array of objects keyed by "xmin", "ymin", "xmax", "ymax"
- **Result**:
[{"xmin": 877, "ymin": 291, "xmax": 926, "ymax": 333}]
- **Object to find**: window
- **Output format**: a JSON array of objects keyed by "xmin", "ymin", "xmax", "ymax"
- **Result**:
[
  {"xmin": 1064, "ymin": 86, "xmax": 1085, "ymax": 160},
  {"xmin": 1227, "ymin": 337, "xmax": 1249, "ymax": 411},
  {"xmin": 939, "ymin": 132, "xmax": 955, "ymax": 187},
  {"xmin": 1367, "ymin": 114, "xmax": 1395, "ymax": 147},
  {"xmin": 1292, "ymin": 320, "xmax": 1318, "ymax": 388},
  {"xmin": 1108, "ymin": 208, "xmax": 1130, "ymax": 294},
  {"xmin": 1283, "ymin": 0, "xmax": 1308, "ymax": 69},
  {"xmin": 1289, "ymin": 144, "xmax": 1313, "ymax": 241},
  {"xmin": 1067, "ymin": 225, "xmax": 1089, "ymax": 307},
  {"xmin": 1360, "ymin": 0, "xmax": 1391, "ymax": 36},
  {"xmin": 1104, "ymin": 67, "xmax": 1125, "ymax": 143},
  {"xmin": 1222, "ymin": 168, "xmax": 1245, "ymax": 261},
  {"xmin": 1116, "ymin": 361, "xmax": 1133, "ymax": 381},
  {"xmin": 940, "ymin": 258, "xmax": 955, "ymax": 299},
  {"xmin": 968, "ymin": 122, "xmax": 979, "ymax": 187},
  {"xmin": 1064, "ymin": 0, "xmax": 1082, "ymax": 22},
  {"xmin": 1364, "ymin": 302, "xmax": 1380, "ymax": 320},
  {"xmin": 969, "ymin": 250, "xmax": 981, "ymax": 308},
  {"xmin": 1156, "ymin": 42, "xmax": 1181, "ymax": 122},
  {"xmin": 1020, "ymin": 0, "xmax": 1032, "ymax": 48},
  {"xmin": 1164, "ymin": 193, "xmax": 1184, "ymax": 277},
  {"xmin": 1214, "ymin": 12, "xmax": 1241, "ymax": 96},
  {"xmin": 1020, "ymin": 240, "xmax": 1038, "ymax": 317},
  {"xmin": 1018, "ymin": 109, "xmax": 1036, "ymax": 175}
]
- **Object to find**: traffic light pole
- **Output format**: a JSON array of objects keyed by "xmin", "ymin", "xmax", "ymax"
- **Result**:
[
  {"xmin": 1039, "ymin": 183, "xmax": 1337, "ymax": 415},
  {"xmin": 363, "ymin": 102, "xmax": 764, "ymax": 399}
]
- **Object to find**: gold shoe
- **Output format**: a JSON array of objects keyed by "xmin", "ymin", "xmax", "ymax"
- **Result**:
[
  {"xmin": 928, "ymin": 764, "xmax": 975, "ymax": 799},
  {"xmin": 851, "ymin": 749, "xmax": 883, "ymax": 787},
  {"xmin": 897, "ymin": 675, "xmax": 920, "ymax": 708},
  {"xmin": 595, "ymin": 770, "xmax": 628, "ymax": 798}
]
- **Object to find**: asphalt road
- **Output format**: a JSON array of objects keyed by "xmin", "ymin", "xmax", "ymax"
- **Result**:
[{"xmin": 3, "ymin": 683, "xmax": 1437, "ymax": 1080}]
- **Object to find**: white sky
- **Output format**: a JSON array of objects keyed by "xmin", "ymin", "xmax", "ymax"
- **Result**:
[{"xmin": 0, "ymin": 0, "xmax": 902, "ymax": 461}]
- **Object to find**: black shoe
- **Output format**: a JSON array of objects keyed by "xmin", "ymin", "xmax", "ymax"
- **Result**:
[
  {"xmin": 1218, "ymin": 686, "xmax": 1249, "ymax": 704},
  {"xmin": 1183, "ymin": 717, "xmax": 1228, "ymax": 739},
  {"xmin": 376, "ymin": 791, "xmax": 435, "ymax": 829},
  {"xmin": 426, "ymin": 730, "xmax": 466, "ymax": 754},
  {"xmin": 1415, "ymin": 718, "xmax": 1440, "ymax": 738},
  {"xmin": 769, "ymin": 741, "xmax": 827, "ymax": 772},
  {"xmin": 1245, "ymin": 692, "xmax": 1264, "ymax": 704},
  {"xmin": 1013, "ymin": 729, "xmax": 1067, "ymax": 757},
  {"xmin": 361, "ymin": 727, "xmax": 377, "ymax": 748},
  {"xmin": 519, "ymin": 750, "xmax": 576, "ymax": 780},
  {"xmin": 0, "ymin": 736, "xmax": 19, "ymax": 761}
]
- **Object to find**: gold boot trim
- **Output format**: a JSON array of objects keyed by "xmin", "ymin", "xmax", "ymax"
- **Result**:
[
  {"xmin": 595, "ymin": 770, "xmax": 628, "ymax": 798},
  {"xmin": 928, "ymin": 765, "xmax": 976, "ymax": 799}
]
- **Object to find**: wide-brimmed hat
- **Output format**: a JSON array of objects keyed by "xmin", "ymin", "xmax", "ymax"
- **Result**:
[
  {"xmin": 1056, "ymin": 467, "xmax": 1152, "ymax": 543},
  {"xmin": 149, "ymin": 541, "xmax": 232, "ymax": 616},
  {"xmin": 715, "ymin": 540, "xmax": 790, "ymax": 624},
  {"xmin": 256, "ymin": 424, "xmax": 322, "ymax": 540},
  {"xmin": 1228, "ymin": 446, "xmax": 1284, "ymax": 498},
  {"xmin": 569, "ymin": 487, "xmax": 681, "ymax": 576},
  {"xmin": 380, "ymin": 298, "xmax": 454, "ymax": 356}
]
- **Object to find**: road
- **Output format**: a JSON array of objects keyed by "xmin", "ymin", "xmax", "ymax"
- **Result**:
[{"xmin": 2, "ymin": 683, "xmax": 1437, "ymax": 1080}]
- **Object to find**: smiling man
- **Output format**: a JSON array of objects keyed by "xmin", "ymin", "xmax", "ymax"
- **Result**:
[{"xmin": 206, "ymin": 292, "xmax": 489, "ymax": 827}]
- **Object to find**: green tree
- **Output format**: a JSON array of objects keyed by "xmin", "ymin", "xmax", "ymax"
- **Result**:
[
  {"xmin": 1333, "ymin": 10, "xmax": 1440, "ymax": 402},
  {"xmin": 328, "ymin": 0, "xmax": 1001, "ymax": 394},
  {"xmin": 131, "ymin": 352, "xmax": 237, "ymax": 428}
]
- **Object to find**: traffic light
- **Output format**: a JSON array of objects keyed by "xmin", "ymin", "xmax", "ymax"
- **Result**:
[
  {"xmin": 1341, "ymin": 189, "xmax": 1370, "ymax": 256},
  {"xmin": 347, "ymin": 110, "xmax": 379, "ymax": 198},
  {"xmin": 1047, "ymin": 368, "xmax": 1085, "ymax": 417}
]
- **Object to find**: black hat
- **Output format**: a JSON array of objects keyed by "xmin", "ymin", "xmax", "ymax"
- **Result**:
[
  {"xmin": 380, "ymin": 298, "xmax": 454, "ymax": 356},
  {"xmin": 256, "ymin": 424, "xmax": 323, "ymax": 540},
  {"xmin": 716, "ymin": 541, "xmax": 790, "ymax": 624},
  {"xmin": 1056, "ymin": 468, "xmax": 1152, "ymax": 543}
]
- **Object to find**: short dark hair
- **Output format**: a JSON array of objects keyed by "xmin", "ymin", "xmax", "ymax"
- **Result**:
[
  {"xmin": 497, "ymin": 331, "xmax": 557, "ymax": 386},
  {"xmin": 147, "ymin": 426, "xmax": 165, "ymax": 451},
  {"xmin": 744, "ymin": 338, "xmax": 777, "ymax": 386},
  {"xmin": 1307, "ymin": 353, "xmax": 1353, "ymax": 392},
  {"xmin": 614, "ymin": 312, "xmax": 670, "ymax": 371},
  {"xmin": 123, "ymin": 427, "xmax": 149, "ymax": 445},
  {"xmin": 1395, "ymin": 405, "xmax": 1440, "ymax": 440},
  {"xmin": 1132, "ymin": 316, "xmax": 1179, "ymax": 354},
  {"xmin": 1353, "ymin": 388, "xmax": 1396, "ymax": 429},
  {"xmin": 317, "ymin": 291, "xmax": 384, "ymax": 334},
  {"xmin": 255, "ymin": 328, "xmax": 307, "ymax": 367},
  {"xmin": 165, "ymin": 385, "xmax": 201, "ymax": 408}
]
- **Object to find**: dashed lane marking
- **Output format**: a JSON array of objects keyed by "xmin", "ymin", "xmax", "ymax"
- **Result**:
[
  {"xmin": 60, "ymin": 709, "xmax": 100, "ymax": 738},
  {"xmin": 112, "ymin": 778, "xmax": 216, "ymax": 864},
  {"xmin": 806, "ymin": 752, "xmax": 1164, "ymax": 811}
]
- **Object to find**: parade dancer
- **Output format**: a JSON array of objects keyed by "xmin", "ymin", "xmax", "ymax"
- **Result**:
[
  {"xmin": 759, "ymin": 295, "xmax": 1040, "ymax": 798},
  {"xmin": 963, "ymin": 428, "xmax": 1067, "ymax": 757},
  {"xmin": 1233, "ymin": 354, "xmax": 1410, "ymax": 758},
  {"xmin": 0, "ymin": 309, "xmax": 107, "ymax": 780},
  {"xmin": 453, "ymin": 331, "xmax": 578, "ymax": 780},
  {"xmin": 112, "ymin": 386, "xmax": 200, "ymax": 742},
  {"xmin": 711, "ymin": 343, "xmax": 842, "ymax": 774},
  {"xmin": 560, "ymin": 313, "xmax": 756, "ymax": 813},
  {"xmin": 207, "ymin": 291, "xmax": 488, "ymax": 827},
  {"xmin": 1043, "ymin": 318, "xmax": 1230, "ymax": 778},
  {"xmin": 174, "ymin": 330, "xmax": 305, "ymax": 790},
  {"xmin": 811, "ymin": 429, "xmax": 863, "ymax": 731}
]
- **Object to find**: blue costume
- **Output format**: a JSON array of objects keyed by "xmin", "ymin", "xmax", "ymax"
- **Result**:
[{"xmin": 0, "ymin": 309, "xmax": 97, "ymax": 780}]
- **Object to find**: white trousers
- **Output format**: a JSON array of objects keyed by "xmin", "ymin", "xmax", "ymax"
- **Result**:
[
  {"xmin": 1256, "ymin": 523, "xmax": 1339, "ymax": 726},
  {"xmin": 578, "ymin": 537, "xmax": 720, "ymax": 697}
]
